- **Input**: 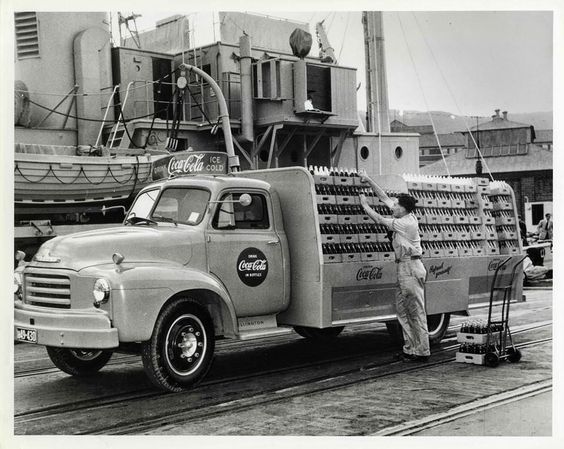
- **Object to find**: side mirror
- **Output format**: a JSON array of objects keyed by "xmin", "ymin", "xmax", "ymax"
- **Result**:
[
  {"xmin": 101, "ymin": 205, "xmax": 126, "ymax": 216},
  {"xmin": 239, "ymin": 193, "xmax": 252, "ymax": 207}
]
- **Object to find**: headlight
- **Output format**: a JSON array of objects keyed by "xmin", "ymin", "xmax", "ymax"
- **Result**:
[
  {"xmin": 13, "ymin": 272, "xmax": 22, "ymax": 296},
  {"xmin": 93, "ymin": 278, "xmax": 111, "ymax": 307}
]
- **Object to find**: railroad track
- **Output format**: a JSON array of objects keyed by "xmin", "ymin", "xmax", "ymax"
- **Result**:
[
  {"xmin": 13, "ymin": 298, "xmax": 548, "ymax": 379},
  {"xmin": 14, "ymin": 320, "xmax": 552, "ymax": 435}
]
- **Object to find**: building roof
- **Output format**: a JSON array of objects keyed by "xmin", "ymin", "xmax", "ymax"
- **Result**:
[
  {"xmin": 534, "ymin": 129, "xmax": 553, "ymax": 143},
  {"xmin": 419, "ymin": 133, "xmax": 466, "ymax": 148},
  {"xmin": 468, "ymin": 116, "xmax": 530, "ymax": 131},
  {"xmin": 420, "ymin": 144, "xmax": 553, "ymax": 176}
]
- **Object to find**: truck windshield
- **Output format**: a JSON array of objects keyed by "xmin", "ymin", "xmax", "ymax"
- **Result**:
[{"xmin": 150, "ymin": 188, "xmax": 210, "ymax": 225}]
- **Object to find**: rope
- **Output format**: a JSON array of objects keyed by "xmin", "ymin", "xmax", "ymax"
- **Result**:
[
  {"xmin": 15, "ymin": 158, "xmax": 149, "ymax": 186},
  {"xmin": 26, "ymin": 97, "xmax": 167, "ymax": 123},
  {"xmin": 411, "ymin": 12, "xmax": 494, "ymax": 180},
  {"xmin": 15, "ymin": 78, "xmax": 171, "ymax": 97},
  {"xmin": 337, "ymin": 13, "xmax": 350, "ymax": 62},
  {"xmin": 397, "ymin": 13, "xmax": 451, "ymax": 177},
  {"xmin": 142, "ymin": 78, "xmax": 164, "ymax": 149}
]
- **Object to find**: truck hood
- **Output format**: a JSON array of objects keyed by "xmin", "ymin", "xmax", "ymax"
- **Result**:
[{"xmin": 33, "ymin": 225, "xmax": 195, "ymax": 271}]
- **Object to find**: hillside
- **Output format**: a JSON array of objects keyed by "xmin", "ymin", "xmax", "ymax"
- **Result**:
[{"xmin": 360, "ymin": 110, "xmax": 553, "ymax": 134}]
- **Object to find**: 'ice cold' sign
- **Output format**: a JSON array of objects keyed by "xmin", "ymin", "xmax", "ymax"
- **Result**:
[{"xmin": 153, "ymin": 150, "xmax": 228, "ymax": 179}]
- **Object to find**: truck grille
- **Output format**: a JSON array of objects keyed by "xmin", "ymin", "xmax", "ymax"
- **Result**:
[{"xmin": 24, "ymin": 273, "xmax": 71, "ymax": 309}]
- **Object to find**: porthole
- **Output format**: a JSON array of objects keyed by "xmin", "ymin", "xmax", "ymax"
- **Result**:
[
  {"xmin": 360, "ymin": 146, "xmax": 370, "ymax": 160},
  {"xmin": 395, "ymin": 146, "xmax": 403, "ymax": 159}
]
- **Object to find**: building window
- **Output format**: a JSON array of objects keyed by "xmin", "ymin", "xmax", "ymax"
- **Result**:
[
  {"xmin": 15, "ymin": 12, "xmax": 40, "ymax": 60},
  {"xmin": 534, "ymin": 176, "xmax": 552, "ymax": 195},
  {"xmin": 360, "ymin": 146, "xmax": 370, "ymax": 160},
  {"xmin": 253, "ymin": 58, "xmax": 281, "ymax": 100}
]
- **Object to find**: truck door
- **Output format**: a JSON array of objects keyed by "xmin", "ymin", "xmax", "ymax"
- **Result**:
[{"xmin": 206, "ymin": 190, "xmax": 286, "ymax": 317}]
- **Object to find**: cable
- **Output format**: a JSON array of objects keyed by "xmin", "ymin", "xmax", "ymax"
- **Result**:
[
  {"xmin": 411, "ymin": 12, "xmax": 494, "ymax": 180},
  {"xmin": 327, "ymin": 12, "xmax": 337, "ymax": 34},
  {"xmin": 397, "ymin": 13, "xmax": 450, "ymax": 177}
]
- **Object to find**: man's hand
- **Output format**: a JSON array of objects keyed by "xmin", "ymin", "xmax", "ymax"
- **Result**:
[{"xmin": 359, "ymin": 169, "xmax": 370, "ymax": 184}]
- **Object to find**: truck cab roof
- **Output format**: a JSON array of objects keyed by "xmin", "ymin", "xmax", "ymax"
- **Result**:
[{"xmin": 142, "ymin": 174, "xmax": 273, "ymax": 195}]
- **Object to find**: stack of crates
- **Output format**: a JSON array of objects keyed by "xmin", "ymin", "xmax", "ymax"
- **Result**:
[
  {"xmin": 313, "ymin": 167, "xmax": 397, "ymax": 264},
  {"xmin": 404, "ymin": 175, "xmax": 499, "ymax": 257},
  {"xmin": 311, "ymin": 169, "xmax": 522, "ymax": 264},
  {"xmin": 455, "ymin": 320, "xmax": 501, "ymax": 365},
  {"xmin": 490, "ymin": 181, "xmax": 521, "ymax": 255}
]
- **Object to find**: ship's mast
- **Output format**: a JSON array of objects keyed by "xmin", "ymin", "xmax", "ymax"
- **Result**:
[{"xmin": 363, "ymin": 11, "xmax": 390, "ymax": 134}]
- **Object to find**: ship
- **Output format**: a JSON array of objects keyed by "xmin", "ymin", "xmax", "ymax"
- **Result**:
[{"xmin": 14, "ymin": 11, "xmax": 419, "ymax": 247}]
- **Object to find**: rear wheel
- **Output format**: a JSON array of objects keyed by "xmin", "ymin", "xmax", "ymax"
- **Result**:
[
  {"xmin": 141, "ymin": 299, "xmax": 215, "ymax": 392},
  {"xmin": 46, "ymin": 347, "xmax": 113, "ymax": 376},
  {"xmin": 386, "ymin": 313, "xmax": 451, "ymax": 346},
  {"xmin": 507, "ymin": 347, "xmax": 522, "ymax": 363},
  {"xmin": 294, "ymin": 326, "xmax": 344, "ymax": 340}
]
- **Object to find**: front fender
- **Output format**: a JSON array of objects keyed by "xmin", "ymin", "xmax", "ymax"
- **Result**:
[{"xmin": 83, "ymin": 264, "xmax": 238, "ymax": 342}]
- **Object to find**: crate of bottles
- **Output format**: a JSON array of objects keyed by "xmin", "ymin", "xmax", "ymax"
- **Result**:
[
  {"xmin": 477, "ymin": 185, "xmax": 491, "ymax": 195},
  {"xmin": 499, "ymin": 242, "xmax": 520, "ymax": 255},
  {"xmin": 317, "ymin": 204, "xmax": 339, "ymax": 224},
  {"xmin": 486, "ymin": 241, "xmax": 500, "ymax": 255},
  {"xmin": 455, "ymin": 351, "xmax": 485, "ymax": 365},
  {"xmin": 436, "ymin": 181, "xmax": 452, "ymax": 192},
  {"xmin": 497, "ymin": 226, "xmax": 517, "ymax": 240}
]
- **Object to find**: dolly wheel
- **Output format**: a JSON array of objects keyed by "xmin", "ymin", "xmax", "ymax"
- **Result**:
[
  {"xmin": 507, "ymin": 348, "xmax": 522, "ymax": 363},
  {"xmin": 485, "ymin": 352, "xmax": 500, "ymax": 367}
]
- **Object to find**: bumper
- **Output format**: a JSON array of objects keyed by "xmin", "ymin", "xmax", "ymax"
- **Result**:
[{"xmin": 14, "ymin": 301, "xmax": 119, "ymax": 349}]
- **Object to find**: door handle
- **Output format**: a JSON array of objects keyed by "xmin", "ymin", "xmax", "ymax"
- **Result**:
[{"xmin": 267, "ymin": 240, "xmax": 279, "ymax": 245}]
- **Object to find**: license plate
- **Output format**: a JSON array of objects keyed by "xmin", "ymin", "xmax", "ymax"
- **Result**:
[{"xmin": 16, "ymin": 327, "xmax": 37, "ymax": 343}]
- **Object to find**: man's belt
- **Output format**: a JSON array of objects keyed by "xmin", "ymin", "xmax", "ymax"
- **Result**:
[{"xmin": 395, "ymin": 255, "xmax": 422, "ymax": 263}]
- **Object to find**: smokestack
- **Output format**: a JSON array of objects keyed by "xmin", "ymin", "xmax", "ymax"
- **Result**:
[
  {"xmin": 363, "ymin": 11, "xmax": 390, "ymax": 133},
  {"xmin": 239, "ymin": 34, "xmax": 254, "ymax": 143},
  {"xmin": 494, "ymin": 109, "xmax": 500, "ymax": 118},
  {"xmin": 502, "ymin": 110, "xmax": 508, "ymax": 120}
]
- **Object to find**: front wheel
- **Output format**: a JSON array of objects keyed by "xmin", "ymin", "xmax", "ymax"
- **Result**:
[
  {"xmin": 294, "ymin": 326, "xmax": 344, "ymax": 340},
  {"xmin": 46, "ymin": 347, "xmax": 113, "ymax": 376},
  {"xmin": 141, "ymin": 299, "xmax": 215, "ymax": 392},
  {"xmin": 386, "ymin": 313, "xmax": 451, "ymax": 346}
]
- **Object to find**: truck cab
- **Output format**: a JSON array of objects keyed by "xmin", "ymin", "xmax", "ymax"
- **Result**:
[{"xmin": 14, "ymin": 173, "xmax": 291, "ymax": 392}]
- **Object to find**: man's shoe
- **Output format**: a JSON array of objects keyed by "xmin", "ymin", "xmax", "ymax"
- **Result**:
[{"xmin": 394, "ymin": 351, "xmax": 417, "ymax": 361}]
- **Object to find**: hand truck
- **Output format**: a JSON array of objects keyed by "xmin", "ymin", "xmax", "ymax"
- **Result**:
[{"xmin": 484, "ymin": 255, "xmax": 527, "ymax": 367}]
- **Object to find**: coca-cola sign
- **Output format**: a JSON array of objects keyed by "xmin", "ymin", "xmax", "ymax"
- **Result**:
[
  {"xmin": 152, "ymin": 150, "xmax": 228, "ymax": 180},
  {"xmin": 237, "ymin": 247, "xmax": 269, "ymax": 287},
  {"xmin": 356, "ymin": 265, "xmax": 383, "ymax": 281}
]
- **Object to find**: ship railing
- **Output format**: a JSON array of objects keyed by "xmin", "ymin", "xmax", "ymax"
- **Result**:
[
  {"xmin": 109, "ymin": 81, "xmax": 135, "ymax": 149},
  {"xmin": 96, "ymin": 85, "xmax": 120, "ymax": 147},
  {"xmin": 130, "ymin": 72, "xmax": 241, "ymax": 125}
]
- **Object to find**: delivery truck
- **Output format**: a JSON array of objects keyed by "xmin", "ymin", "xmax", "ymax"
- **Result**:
[{"xmin": 14, "ymin": 151, "xmax": 524, "ymax": 392}]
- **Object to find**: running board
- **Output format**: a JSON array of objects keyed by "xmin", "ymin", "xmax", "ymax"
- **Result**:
[
  {"xmin": 236, "ymin": 314, "xmax": 293, "ymax": 340},
  {"xmin": 237, "ymin": 326, "xmax": 293, "ymax": 340}
]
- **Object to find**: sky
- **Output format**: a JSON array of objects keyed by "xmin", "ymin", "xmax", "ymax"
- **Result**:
[{"xmin": 124, "ymin": 10, "xmax": 553, "ymax": 117}]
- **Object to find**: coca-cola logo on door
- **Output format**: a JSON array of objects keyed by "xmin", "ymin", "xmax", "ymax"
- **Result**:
[{"xmin": 237, "ymin": 247, "xmax": 269, "ymax": 287}]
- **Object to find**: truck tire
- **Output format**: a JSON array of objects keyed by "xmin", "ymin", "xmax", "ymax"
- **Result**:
[
  {"xmin": 294, "ymin": 326, "xmax": 344, "ymax": 340},
  {"xmin": 386, "ymin": 313, "xmax": 451, "ymax": 346},
  {"xmin": 46, "ymin": 347, "xmax": 113, "ymax": 377},
  {"xmin": 141, "ymin": 299, "xmax": 215, "ymax": 392}
]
